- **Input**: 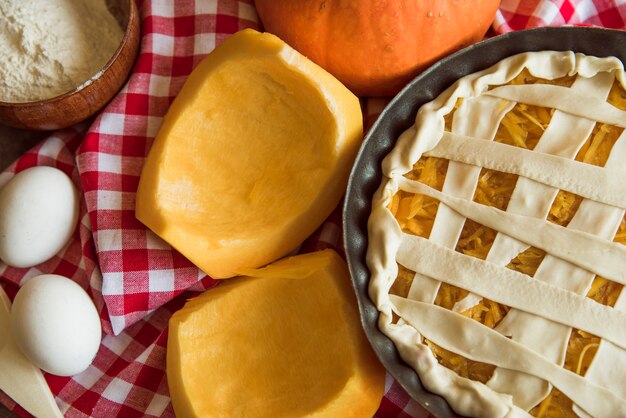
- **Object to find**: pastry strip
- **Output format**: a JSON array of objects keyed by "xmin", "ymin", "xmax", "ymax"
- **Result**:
[
  {"xmin": 576, "ymin": 237, "xmax": 626, "ymax": 416},
  {"xmin": 425, "ymin": 132, "xmax": 626, "ymax": 209},
  {"xmin": 396, "ymin": 233, "xmax": 626, "ymax": 351},
  {"xmin": 397, "ymin": 177, "xmax": 626, "ymax": 285},
  {"xmin": 485, "ymin": 84, "xmax": 626, "ymax": 128},
  {"xmin": 390, "ymin": 295, "xmax": 626, "ymax": 418}
]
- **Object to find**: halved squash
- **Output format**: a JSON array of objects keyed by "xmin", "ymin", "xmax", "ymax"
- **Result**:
[
  {"xmin": 167, "ymin": 250, "xmax": 385, "ymax": 417},
  {"xmin": 136, "ymin": 29, "xmax": 363, "ymax": 278}
]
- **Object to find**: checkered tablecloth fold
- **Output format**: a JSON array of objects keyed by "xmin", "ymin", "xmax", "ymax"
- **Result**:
[{"xmin": 494, "ymin": 0, "xmax": 626, "ymax": 32}]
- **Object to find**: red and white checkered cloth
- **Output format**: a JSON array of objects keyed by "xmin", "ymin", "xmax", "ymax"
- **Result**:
[
  {"xmin": 494, "ymin": 0, "xmax": 626, "ymax": 31},
  {"xmin": 1, "ymin": 0, "xmax": 625, "ymax": 416}
]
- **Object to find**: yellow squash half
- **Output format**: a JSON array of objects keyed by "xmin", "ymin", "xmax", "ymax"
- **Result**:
[
  {"xmin": 167, "ymin": 250, "xmax": 385, "ymax": 417},
  {"xmin": 136, "ymin": 29, "xmax": 363, "ymax": 278}
]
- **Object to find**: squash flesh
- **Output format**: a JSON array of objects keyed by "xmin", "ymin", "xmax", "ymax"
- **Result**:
[
  {"xmin": 156, "ymin": 59, "xmax": 335, "ymax": 233},
  {"xmin": 167, "ymin": 250, "xmax": 386, "ymax": 418},
  {"xmin": 136, "ymin": 29, "xmax": 363, "ymax": 278}
]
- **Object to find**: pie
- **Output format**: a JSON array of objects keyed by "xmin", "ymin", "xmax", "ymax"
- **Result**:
[{"xmin": 367, "ymin": 50, "xmax": 626, "ymax": 417}]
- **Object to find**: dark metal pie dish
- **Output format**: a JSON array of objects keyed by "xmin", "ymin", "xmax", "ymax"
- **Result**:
[{"xmin": 342, "ymin": 26, "xmax": 626, "ymax": 418}]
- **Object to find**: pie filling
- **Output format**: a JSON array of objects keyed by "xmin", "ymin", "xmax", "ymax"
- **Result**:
[{"xmin": 368, "ymin": 52, "xmax": 626, "ymax": 417}]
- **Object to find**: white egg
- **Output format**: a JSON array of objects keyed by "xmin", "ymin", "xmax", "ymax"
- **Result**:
[
  {"xmin": 0, "ymin": 166, "xmax": 79, "ymax": 268},
  {"xmin": 10, "ymin": 274, "xmax": 102, "ymax": 376}
]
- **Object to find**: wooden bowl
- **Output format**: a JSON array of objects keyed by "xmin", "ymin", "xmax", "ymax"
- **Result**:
[{"xmin": 0, "ymin": 0, "xmax": 140, "ymax": 131}]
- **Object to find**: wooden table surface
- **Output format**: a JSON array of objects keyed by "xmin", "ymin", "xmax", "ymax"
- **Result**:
[
  {"xmin": 0, "ymin": 124, "xmax": 46, "ymax": 170},
  {"xmin": 0, "ymin": 124, "xmax": 47, "ymax": 418}
]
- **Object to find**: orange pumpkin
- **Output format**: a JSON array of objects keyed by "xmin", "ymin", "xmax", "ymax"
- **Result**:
[{"xmin": 255, "ymin": 0, "xmax": 500, "ymax": 97}]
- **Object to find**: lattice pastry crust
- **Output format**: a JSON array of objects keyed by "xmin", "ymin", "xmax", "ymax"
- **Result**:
[{"xmin": 367, "ymin": 51, "xmax": 626, "ymax": 417}]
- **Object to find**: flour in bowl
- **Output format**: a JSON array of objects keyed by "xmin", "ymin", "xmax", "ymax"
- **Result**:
[{"xmin": 0, "ymin": 0, "xmax": 124, "ymax": 103}]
